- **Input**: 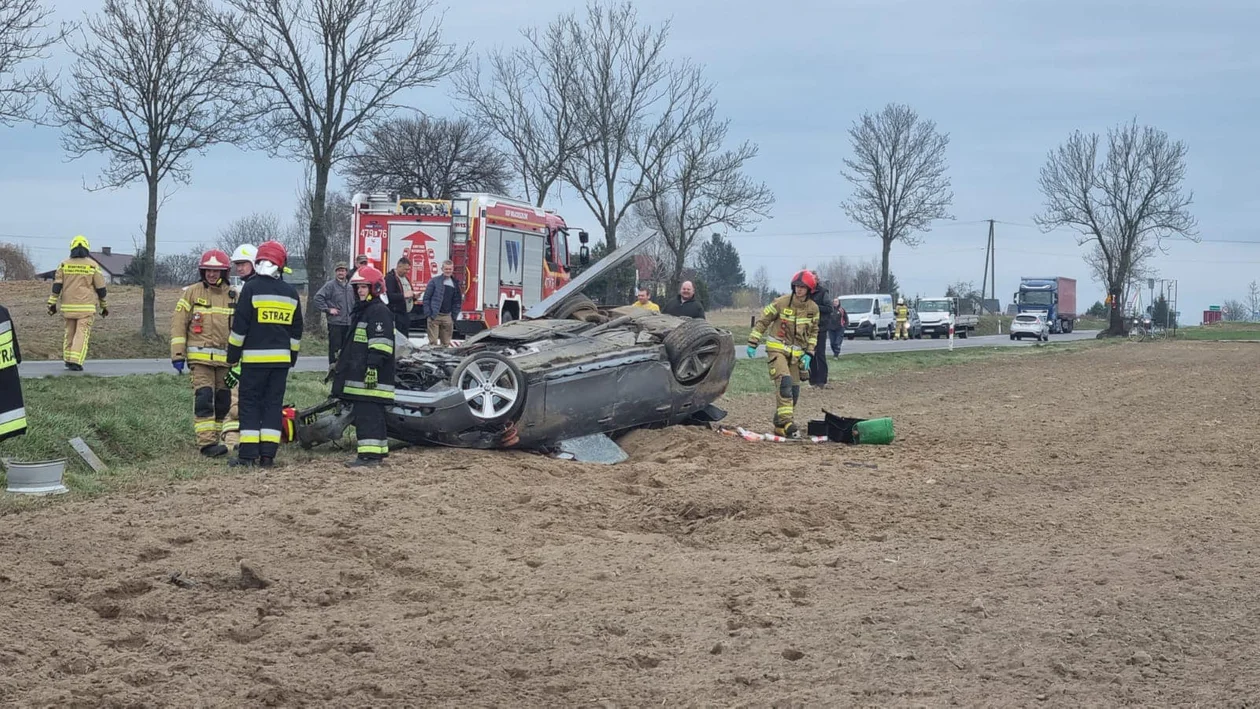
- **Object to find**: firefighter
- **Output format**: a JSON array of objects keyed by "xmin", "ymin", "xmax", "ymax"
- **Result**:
[
  {"xmin": 331, "ymin": 265, "xmax": 396, "ymax": 467},
  {"xmin": 894, "ymin": 297, "xmax": 910, "ymax": 340},
  {"xmin": 47, "ymin": 234, "xmax": 108, "ymax": 370},
  {"xmin": 171, "ymin": 249, "xmax": 235, "ymax": 457},
  {"xmin": 219, "ymin": 243, "xmax": 256, "ymax": 453},
  {"xmin": 745, "ymin": 270, "xmax": 820, "ymax": 438},
  {"xmin": 225, "ymin": 240, "xmax": 303, "ymax": 468},
  {"xmin": 0, "ymin": 302, "xmax": 27, "ymax": 443}
]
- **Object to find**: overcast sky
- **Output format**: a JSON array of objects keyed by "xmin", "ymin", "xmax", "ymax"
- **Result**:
[{"xmin": 3, "ymin": 0, "xmax": 1256, "ymax": 319}]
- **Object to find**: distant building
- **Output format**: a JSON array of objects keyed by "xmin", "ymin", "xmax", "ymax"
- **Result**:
[{"xmin": 37, "ymin": 246, "xmax": 135, "ymax": 284}]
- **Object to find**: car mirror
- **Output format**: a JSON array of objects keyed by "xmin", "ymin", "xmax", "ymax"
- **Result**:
[
  {"xmin": 578, "ymin": 230, "xmax": 589, "ymax": 244},
  {"xmin": 579, "ymin": 245, "xmax": 590, "ymax": 265}
]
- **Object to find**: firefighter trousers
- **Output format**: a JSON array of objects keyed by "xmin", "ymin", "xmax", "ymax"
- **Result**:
[
  {"xmin": 767, "ymin": 351, "xmax": 803, "ymax": 433},
  {"xmin": 190, "ymin": 363, "xmax": 231, "ymax": 448},
  {"xmin": 236, "ymin": 366, "xmax": 288, "ymax": 461},
  {"xmin": 353, "ymin": 400, "xmax": 389, "ymax": 461},
  {"xmin": 221, "ymin": 386, "xmax": 240, "ymax": 450},
  {"xmin": 895, "ymin": 320, "xmax": 909, "ymax": 339},
  {"xmin": 63, "ymin": 314, "xmax": 94, "ymax": 365}
]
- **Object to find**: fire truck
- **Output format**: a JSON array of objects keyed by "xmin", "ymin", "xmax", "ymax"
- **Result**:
[{"xmin": 350, "ymin": 192, "xmax": 589, "ymax": 336}]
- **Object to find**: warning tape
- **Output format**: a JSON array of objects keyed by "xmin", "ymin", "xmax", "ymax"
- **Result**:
[{"xmin": 716, "ymin": 425, "xmax": 830, "ymax": 443}]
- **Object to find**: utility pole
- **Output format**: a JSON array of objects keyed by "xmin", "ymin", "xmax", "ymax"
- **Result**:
[{"xmin": 979, "ymin": 219, "xmax": 996, "ymax": 314}]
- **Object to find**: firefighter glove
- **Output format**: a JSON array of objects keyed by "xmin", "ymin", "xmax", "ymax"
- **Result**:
[
  {"xmin": 172, "ymin": 360, "xmax": 185, "ymax": 374},
  {"xmin": 46, "ymin": 295, "xmax": 56, "ymax": 315},
  {"xmin": 224, "ymin": 364, "xmax": 241, "ymax": 388},
  {"xmin": 745, "ymin": 345, "xmax": 757, "ymax": 358},
  {"xmin": 100, "ymin": 302, "xmax": 109, "ymax": 317},
  {"xmin": 800, "ymin": 353, "xmax": 812, "ymax": 370},
  {"xmin": 365, "ymin": 367, "xmax": 378, "ymax": 388}
]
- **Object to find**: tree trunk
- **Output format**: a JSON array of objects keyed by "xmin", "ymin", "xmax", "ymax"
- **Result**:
[
  {"xmin": 140, "ymin": 176, "xmax": 160, "ymax": 340},
  {"xmin": 604, "ymin": 182, "xmax": 618, "ymax": 250},
  {"xmin": 305, "ymin": 159, "xmax": 331, "ymax": 333},
  {"xmin": 1108, "ymin": 285, "xmax": 1125, "ymax": 336},
  {"xmin": 879, "ymin": 235, "xmax": 892, "ymax": 292}
]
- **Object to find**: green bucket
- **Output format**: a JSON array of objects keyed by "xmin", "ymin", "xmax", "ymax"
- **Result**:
[{"xmin": 853, "ymin": 417, "xmax": 894, "ymax": 445}]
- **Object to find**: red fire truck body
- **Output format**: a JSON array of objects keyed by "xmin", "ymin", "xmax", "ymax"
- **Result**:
[{"xmin": 350, "ymin": 192, "xmax": 586, "ymax": 335}]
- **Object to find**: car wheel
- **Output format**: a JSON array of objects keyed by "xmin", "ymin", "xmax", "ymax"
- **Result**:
[
  {"xmin": 553, "ymin": 293, "xmax": 599, "ymax": 320},
  {"xmin": 452, "ymin": 352, "xmax": 526, "ymax": 424},
  {"xmin": 664, "ymin": 319, "xmax": 723, "ymax": 385}
]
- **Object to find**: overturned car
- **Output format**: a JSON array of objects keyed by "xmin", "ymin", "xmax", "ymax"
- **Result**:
[{"xmin": 294, "ymin": 233, "xmax": 735, "ymax": 457}]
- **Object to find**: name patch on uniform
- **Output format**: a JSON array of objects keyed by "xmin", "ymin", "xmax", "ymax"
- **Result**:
[{"xmin": 0, "ymin": 343, "xmax": 15, "ymax": 366}]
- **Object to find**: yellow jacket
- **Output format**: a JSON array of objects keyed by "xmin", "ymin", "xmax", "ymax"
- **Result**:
[
  {"xmin": 631, "ymin": 300, "xmax": 660, "ymax": 313},
  {"xmin": 748, "ymin": 294, "xmax": 819, "ymax": 358},
  {"xmin": 51, "ymin": 256, "xmax": 107, "ymax": 317},
  {"xmin": 171, "ymin": 279, "xmax": 235, "ymax": 366}
]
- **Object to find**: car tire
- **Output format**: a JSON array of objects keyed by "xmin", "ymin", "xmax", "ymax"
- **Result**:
[
  {"xmin": 451, "ymin": 352, "xmax": 526, "ymax": 424},
  {"xmin": 553, "ymin": 293, "xmax": 599, "ymax": 320},
  {"xmin": 1010, "ymin": 333, "xmax": 1015, "ymax": 340},
  {"xmin": 664, "ymin": 319, "xmax": 723, "ymax": 385}
]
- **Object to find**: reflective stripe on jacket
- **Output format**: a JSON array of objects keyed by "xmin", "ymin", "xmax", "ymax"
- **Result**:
[
  {"xmin": 748, "ymin": 294, "xmax": 820, "ymax": 358},
  {"xmin": 171, "ymin": 279, "xmax": 235, "ymax": 366}
]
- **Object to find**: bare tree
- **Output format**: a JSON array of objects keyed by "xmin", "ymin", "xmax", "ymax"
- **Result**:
[
  {"xmin": 0, "ymin": 0, "xmax": 69, "ymax": 124},
  {"xmin": 839, "ymin": 103, "xmax": 954, "ymax": 292},
  {"xmin": 638, "ymin": 106, "xmax": 773, "ymax": 290},
  {"xmin": 216, "ymin": 212, "xmax": 284, "ymax": 256},
  {"xmin": 208, "ymin": 0, "xmax": 464, "ymax": 330},
  {"xmin": 47, "ymin": 0, "xmax": 247, "ymax": 339},
  {"xmin": 562, "ymin": 1, "xmax": 712, "ymax": 251},
  {"xmin": 0, "ymin": 241, "xmax": 36, "ymax": 279},
  {"xmin": 1222, "ymin": 299, "xmax": 1249, "ymax": 323},
  {"xmin": 452, "ymin": 13, "xmax": 586, "ymax": 206},
  {"xmin": 1247, "ymin": 280, "xmax": 1260, "ymax": 321},
  {"xmin": 749, "ymin": 265, "xmax": 769, "ymax": 305},
  {"xmin": 294, "ymin": 186, "xmax": 353, "ymax": 279},
  {"xmin": 1035, "ymin": 120, "xmax": 1197, "ymax": 335},
  {"xmin": 344, "ymin": 116, "xmax": 511, "ymax": 198}
]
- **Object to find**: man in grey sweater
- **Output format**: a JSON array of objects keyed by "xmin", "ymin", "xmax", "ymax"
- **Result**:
[{"xmin": 312, "ymin": 262, "xmax": 354, "ymax": 363}]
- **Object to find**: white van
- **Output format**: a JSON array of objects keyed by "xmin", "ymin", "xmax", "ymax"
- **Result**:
[{"xmin": 839, "ymin": 293, "xmax": 895, "ymax": 340}]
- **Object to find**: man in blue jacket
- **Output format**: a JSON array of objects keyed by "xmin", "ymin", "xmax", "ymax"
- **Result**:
[{"xmin": 421, "ymin": 259, "xmax": 461, "ymax": 347}]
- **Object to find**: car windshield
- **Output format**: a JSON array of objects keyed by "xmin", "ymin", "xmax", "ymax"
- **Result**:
[
  {"xmin": 839, "ymin": 297, "xmax": 873, "ymax": 313},
  {"xmin": 917, "ymin": 300, "xmax": 950, "ymax": 312},
  {"xmin": 1020, "ymin": 291, "xmax": 1053, "ymax": 306}
]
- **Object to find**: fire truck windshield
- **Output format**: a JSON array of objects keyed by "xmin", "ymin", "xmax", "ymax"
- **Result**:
[{"xmin": 553, "ymin": 228, "xmax": 570, "ymax": 268}]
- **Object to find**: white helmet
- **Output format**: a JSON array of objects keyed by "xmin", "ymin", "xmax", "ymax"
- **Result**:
[
  {"xmin": 231, "ymin": 244, "xmax": 257, "ymax": 264},
  {"xmin": 898, "ymin": 297, "xmax": 905, "ymax": 305}
]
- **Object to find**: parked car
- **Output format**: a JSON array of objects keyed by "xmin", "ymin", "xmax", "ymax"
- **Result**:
[
  {"xmin": 294, "ymin": 231, "xmax": 736, "ymax": 454},
  {"xmin": 1010, "ymin": 312, "xmax": 1049, "ymax": 341},
  {"xmin": 907, "ymin": 308, "xmax": 923, "ymax": 339}
]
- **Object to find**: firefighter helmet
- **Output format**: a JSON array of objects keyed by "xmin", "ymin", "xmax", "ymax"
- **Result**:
[
  {"xmin": 349, "ymin": 265, "xmax": 385, "ymax": 297},
  {"xmin": 256, "ymin": 240, "xmax": 288, "ymax": 270},
  {"xmin": 70, "ymin": 234, "xmax": 90, "ymax": 250},
  {"xmin": 897, "ymin": 297, "xmax": 905, "ymax": 305},
  {"xmin": 231, "ymin": 243, "xmax": 257, "ymax": 264},
  {"xmin": 790, "ymin": 270, "xmax": 818, "ymax": 294},
  {"xmin": 199, "ymin": 249, "xmax": 230, "ymax": 270}
]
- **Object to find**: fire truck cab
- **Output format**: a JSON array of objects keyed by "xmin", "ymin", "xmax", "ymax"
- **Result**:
[{"xmin": 350, "ymin": 192, "xmax": 588, "ymax": 337}]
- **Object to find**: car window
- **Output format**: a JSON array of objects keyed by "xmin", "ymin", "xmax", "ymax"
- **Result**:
[{"xmin": 1015, "ymin": 315, "xmax": 1037, "ymax": 322}]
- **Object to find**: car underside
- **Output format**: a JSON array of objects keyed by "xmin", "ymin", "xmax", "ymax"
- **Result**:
[{"xmin": 294, "ymin": 297, "xmax": 735, "ymax": 456}]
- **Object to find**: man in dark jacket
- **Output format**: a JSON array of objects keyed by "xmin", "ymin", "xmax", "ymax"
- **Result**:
[
  {"xmin": 384, "ymin": 256, "xmax": 413, "ymax": 335},
  {"xmin": 829, "ymin": 297, "xmax": 848, "ymax": 356},
  {"xmin": 332, "ymin": 266, "xmax": 396, "ymax": 468},
  {"xmin": 421, "ymin": 259, "xmax": 461, "ymax": 347},
  {"xmin": 809, "ymin": 280, "xmax": 834, "ymax": 387},
  {"xmin": 0, "ymin": 303, "xmax": 27, "ymax": 443},
  {"xmin": 225, "ymin": 240, "xmax": 303, "ymax": 469},
  {"xmin": 312, "ymin": 262, "xmax": 353, "ymax": 364},
  {"xmin": 662, "ymin": 280, "xmax": 705, "ymax": 319}
]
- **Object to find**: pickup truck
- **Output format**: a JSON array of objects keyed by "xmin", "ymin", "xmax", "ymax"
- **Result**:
[{"xmin": 914, "ymin": 297, "xmax": 978, "ymax": 339}]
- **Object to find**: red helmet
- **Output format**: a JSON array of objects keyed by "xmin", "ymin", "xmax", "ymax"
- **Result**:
[
  {"xmin": 256, "ymin": 240, "xmax": 288, "ymax": 270},
  {"xmin": 791, "ymin": 270, "xmax": 818, "ymax": 294},
  {"xmin": 199, "ymin": 249, "xmax": 230, "ymax": 270},
  {"xmin": 349, "ymin": 265, "xmax": 385, "ymax": 297}
]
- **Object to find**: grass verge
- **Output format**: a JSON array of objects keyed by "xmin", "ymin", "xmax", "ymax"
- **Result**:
[
  {"xmin": 0, "ymin": 371, "xmax": 339, "ymax": 511},
  {"xmin": 1173, "ymin": 323, "xmax": 1260, "ymax": 341}
]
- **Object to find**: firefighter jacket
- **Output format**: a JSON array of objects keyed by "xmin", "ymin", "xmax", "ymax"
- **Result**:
[
  {"xmin": 171, "ymin": 279, "xmax": 235, "ymax": 366},
  {"xmin": 0, "ymin": 304, "xmax": 26, "ymax": 442},
  {"xmin": 331, "ymin": 296, "xmax": 396, "ymax": 403},
  {"xmin": 227, "ymin": 274, "xmax": 304, "ymax": 368},
  {"xmin": 748, "ymin": 294, "xmax": 820, "ymax": 359},
  {"xmin": 51, "ymin": 256, "xmax": 107, "ymax": 316},
  {"xmin": 895, "ymin": 304, "xmax": 909, "ymax": 322}
]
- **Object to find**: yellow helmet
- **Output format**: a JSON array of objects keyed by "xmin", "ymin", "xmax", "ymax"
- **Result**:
[{"xmin": 70, "ymin": 234, "xmax": 90, "ymax": 250}]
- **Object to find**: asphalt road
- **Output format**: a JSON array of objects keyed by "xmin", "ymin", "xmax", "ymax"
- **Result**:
[{"xmin": 18, "ymin": 330, "xmax": 1101, "ymax": 378}]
